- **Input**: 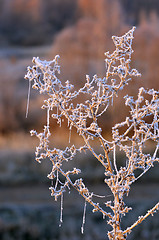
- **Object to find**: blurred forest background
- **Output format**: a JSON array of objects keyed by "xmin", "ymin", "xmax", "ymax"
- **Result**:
[{"xmin": 0, "ymin": 0, "xmax": 159, "ymax": 239}]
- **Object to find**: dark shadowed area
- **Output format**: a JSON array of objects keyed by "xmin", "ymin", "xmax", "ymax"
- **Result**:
[{"xmin": 0, "ymin": 0, "xmax": 159, "ymax": 239}]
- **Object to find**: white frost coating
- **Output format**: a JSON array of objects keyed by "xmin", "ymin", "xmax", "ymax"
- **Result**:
[{"xmin": 25, "ymin": 27, "xmax": 159, "ymax": 240}]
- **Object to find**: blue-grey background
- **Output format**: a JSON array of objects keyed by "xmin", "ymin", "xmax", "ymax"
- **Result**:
[{"xmin": 0, "ymin": 0, "xmax": 159, "ymax": 239}]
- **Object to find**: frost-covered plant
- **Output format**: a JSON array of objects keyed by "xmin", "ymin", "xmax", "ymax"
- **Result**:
[{"xmin": 25, "ymin": 27, "xmax": 159, "ymax": 240}]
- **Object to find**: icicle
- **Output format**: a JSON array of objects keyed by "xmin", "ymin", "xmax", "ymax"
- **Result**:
[
  {"xmin": 26, "ymin": 80, "xmax": 31, "ymax": 118},
  {"xmin": 57, "ymin": 106, "xmax": 59, "ymax": 117},
  {"xmin": 69, "ymin": 128, "xmax": 72, "ymax": 144},
  {"xmin": 153, "ymin": 144, "xmax": 159, "ymax": 160},
  {"xmin": 81, "ymin": 200, "xmax": 87, "ymax": 234},
  {"xmin": 59, "ymin": 193, "xmax": 63, "ymax": 227},
  {"xmin": 55, "ymin": 170, "xmax": 59, "ymax": 190},
  {"xmin": 154, "ymin": 114, "xmax": 158, "ymax": 136},
  {"xmin": 113, "ymin": 143, "xmax": 118, "ymax": 173},
  {"xmin": 111, "ymin": 95, "xmax": 114, "ymax": 106},
  {"xmin": 47, "ymin": 107, "xmax": 50, "ymax": 127}
]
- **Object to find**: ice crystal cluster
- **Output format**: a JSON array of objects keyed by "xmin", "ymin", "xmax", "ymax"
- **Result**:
[{"xmin": 25, "ymin": 27, "xmax": 159, "ymax": 240}]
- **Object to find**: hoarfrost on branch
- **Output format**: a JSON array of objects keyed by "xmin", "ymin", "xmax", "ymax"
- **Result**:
[{"xmin": 25, "ymin": 27, "xmax": 159, "ymax": 240}]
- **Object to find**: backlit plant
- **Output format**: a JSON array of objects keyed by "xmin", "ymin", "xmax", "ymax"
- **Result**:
[{"xmin": 25, "ymin": 27, "xmax": 159, "ymax": 240}]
